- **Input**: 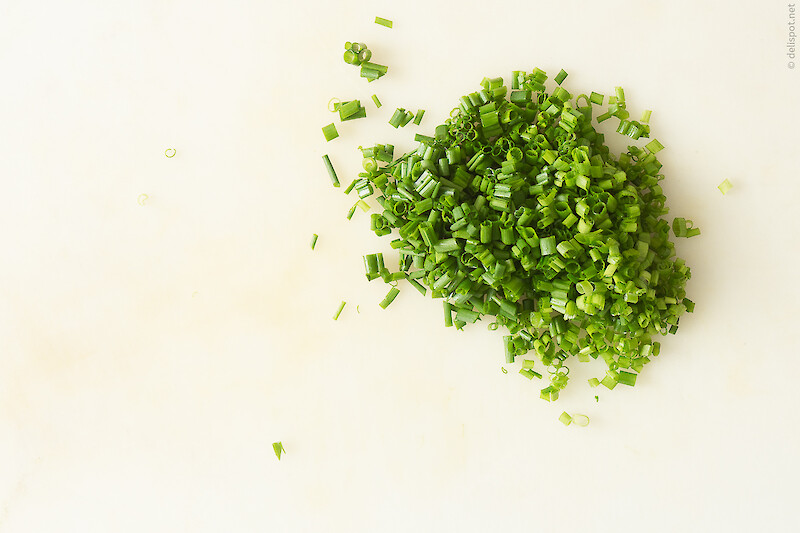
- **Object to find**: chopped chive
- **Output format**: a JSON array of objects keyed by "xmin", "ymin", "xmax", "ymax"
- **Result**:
[
  {"xmin": 718, "ymin": 178, "xmax": 733, "ymax": 195},
  {"xmin": 595, "ymin": 395, "xmax": 599, "ymax": 402},
  {"xmin": 379, "ymin": 287, "xmax": 400, "ymax": 309},
  {"xmin": 328, "ymin": 97, "xmax": 341, "ymax": 112},
  {"xmin": 554, "ymin": 69, "xmax": 568, "ymax": 85},
  {"xmin": 164, "ymin": 148, "xmax": 176, "ymax": 158},
  {"xmin": 333, "ymin": 300, "xmax": 346, "ymax": 320},
  {"xmin": 272, "ymin": 442, "xmax": 285, "ymax": 460},
  {"xmin": 371, "ymin": 94, "xmax": 382, "ymax": 108},
  {"xmin": 322, "ymin": 123, "xmax": 339, "ymax": 142},
  {"xmin": 641, "ymin": 109, "xmax": 652, "ymax": 123},
  {"xmin": 589, "ymin": 91, "xmax": 604, "ymax": 105},
  {"xmin": 618, "ymin": 370, "xmax": 637, "ymax": 386},
  {"xmin": 310, "ymin": 234, "xmax": 318, "ymax": 250},
  {"xmin": 572, "ymin": 414, "xmax": 590, "ymax": 426},
  {"xmin": 374, "ymin": 16, "xmax": 393, "ymax": 28},
  {"xmin": 645, "ymin": 139, "xmax": 664, "ymax": 153},
  {"xmin": 559, "ymin": 411, "xmax": 573, "ymax": 425},
  {"xmin": 322, "ymin": 154, "xmax": 340, "ymax": 187},
  {"xmin": 137, "ymin": 194, "xmax": 149, "ymax": 206},
  {"xmin": 501, "ymin": 366, "xmax": 508, "ymax": 374},
  {"xmin": 413, "ymin": 109, "xmax": 426, "ymax": 125}
]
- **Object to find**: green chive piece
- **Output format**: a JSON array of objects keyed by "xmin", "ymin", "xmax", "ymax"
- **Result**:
[
  {"xmin": 333, "ymin": 300, "xmax": 346, "ymax": 320},
  {"xmin": 501, "ymin": 366, "xmax": 508, "ymax": 374},
  {"xmin": 374, "ymin": 16, "xmax": 393, "ymax": 28},
  {"xmin": 718, "ymin": 178, "xmax": 733, "ymax": 195},
  {"xmin": 645, "ymin": 139, "xmax": 664, "ymax": 153},
  {"xmin": 618, "ymin": 370, "xmax": 637, "ymax": 386},
  {"xmin": 554, "ymin": 69, "xmax": 568, "ymax": 85},
  {"xmin": 322, "ymin": 154, "xmax": 340, "ymax": 187},
  {"xmin": 413, "ymin": 109, "xmax": 426, "ymax": 125},
  {"xmin": 559, "ymin": 411, "xmax": 573, "ymax": 426},
  {"xmin": 641, "ymin": 109, "xmax": 652, "ymax": 123},
  {"xmin": 310, "ymin": 234, "xmax": 318, "ymax": 250},
  {"xmin": 371, "ymin": 94, "xmax": 382, "ymax": 108},
  {"xmin": 272, "ymin": 442, "xmax": 285, "ymax": 460},
  {"xmin": 164, "ymin": 148, "xmax": 176, "ymax": 158},
  {"xmin": 322, "ymin": 123, "xmax": 339, "ymax": 142},
  {"xmin": 379, "ymin": 287, "xmax": 400, "ymax": 309}
]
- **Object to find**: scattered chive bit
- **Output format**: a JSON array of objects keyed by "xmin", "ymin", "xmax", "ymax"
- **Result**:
[
  {"xmin": 343, "ymin": 41, "xmax": 388, "ymax": 81},
  {"xmin": 164, "ymin": 148, "xmax": 176, "ymax": 158},
  {"xmin": 554, "ymin": 69, "xmax": 568, "ymax": 85},
  {"xmin": 346, "ymin": 203, "xmax": 358, "ymax": 220},
  {"xmin": 595, "ymin": 395, "xmax": 599, "ymax": 402},
  {"xmin": 333, "ymin": 300, "xmax": 346, "ymax": 320},
  {"xmin": 137, "ymin": 194, "xmax": 149, "ymax": 206},
  {"xmin": 310, "ymin": 234, "xmax": 318, "ymax": 250},
  {"xmin": 374, "ymin": 16, "xmax": 393, "ymax": 28},
  {"xmin": 272, "ymin": 442, "xmax": 285, "ymax": 460},
  {"xmin": 341, "ymin": 69, "xmax": 695, "ymax": 400},
  {"xmin": 673, "ymin": 217, "xmax": 701, "ymax": 238},
  {"xmin": 379, "ymin": 287, "xmax": 400, "ymax": 309},
  {"xmin": 322, "ymin": 154, "xmax": 340, "ymax": 187},
  {"xmin": 559, "ymin": 411, "xmax": 573, "ymax": 426},
  {"xmin": 641, "ymin": 109, "xmax": 652, "ymax": 123},
  {"xmin": 501, "ymin": 366, "xmax": 508, "ymax": 374},
  {"xmin": 338, "ymin": 99, "xmax": 367, "ymax": 121},
  {"xmin": 572, "ymin": 414, "xmax": 590, "ymax": 426},
  {"xmin": 413, "ymin": 109, "xmax": 426, "ymax": 125},
  {"xmin": 718, "ymin": 178, "xmax": 733, "ymax": 195},
  {"xmin": 322, "ymin": 123, "xmax": 339, "ymax": 142},
  {"xmin": 328, "ymin": 97, "xmax": 341, "ymax": 112},
  {"xmin": 356, "ymin": 305, "xmax": 360, "ymax": 313},
  {"xmin": 371, "ymin": 94, "xmax": 382, "ymax": 108}
]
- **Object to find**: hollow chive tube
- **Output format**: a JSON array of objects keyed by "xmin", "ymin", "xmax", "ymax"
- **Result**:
[
  {"xmin": 374, "ymin": 16, "xmax": 393, "ymax": 28},
  {"xmin": 389, "ymin": 108, "xmax": 406, "ymax": 128},
  {"xmin": 310, "ymin": 234, "xmax": 318, "ymax": 250},
  {"xmin": 443, "ymin": 301, "xmax": 453, "ymax": 327},
  {"xmin": 322, "ymin": 154, "xmax": 340, "ymax": 187},
  {"xmin": 559, "ymin": 411, "xmax": 572, "ymax": 425},
  {"xmin": 322, "ymin": 123, "xmax": 339, "ymax": 142},
  {"xmin": 371, "ymin": 94, "xmax": 382, "ymax": 108},
  {"xmin": 554, "ymin": 69, "xmax": 568, "ymax": 85},
  {"xmin": 718, "ymin": 179, "xmax": 732, "ymax": 195},
  {"xmin": 503, "ymin": 335, "xmax": 515, "ymax": 363},
  {"xmin": 413, "ymin": 109, "xmax": 426, "ymax": 125},
  {"xmin": 333, "ymin": 301, "xmax": 346, "ymax": 320},
  {"xmin": 379, "ymin": 287, "xmax": 400, "ymax": 309}
]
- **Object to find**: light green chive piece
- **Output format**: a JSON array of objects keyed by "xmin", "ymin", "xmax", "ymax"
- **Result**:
[
  {"xmin": 641, "ymin": 109, "xmax": 652, "ymax": 123},
  {"xmin": 588, "ymin": 377, "xmax": 600, "ymax": 388},
  {"xmin": 164, "ymin": 148, "xmax": 176, "ymax": 158},
  {"xmin": 718, "ymin": 178, "xmax": 733, "ymax": 195},
  {"xmin": 554, "ymin": 69, "xmax": 568, "ymax": 85},
  {"xmin": 371, "ymin": 94, "xmax": 382, "ymax": 108},
  {"xmin": 559, "ymin": 411, "xmax": 573, "ymax": 425},
  {"xmin": 333, "ymin": 300, "xmax": 346, "ymax": 320},
  {"xmin": 374, "ymin": 16, "xmax": 393, "ymax": 28},
  {"xmin": 272, "ymin": 442, "xmax": 285, "ymax": 460},
  {"xmin": 322, "ymin": 123, "xmax": 339, "ymax": 142},
  {"xmin": 310, "ymin": 234, "xmax": 318, "ymax": 250},
  {"xmin": 645, "ymin": 138, "xmax": 664, "ymax": 153},
  {"xmin": 572, "ymin": 414, "xmax": 590, "ymax": 426},
  {"xmin": 322, "ymin": 154, "xmax": 340, "ymax": 187},
  {"xmin": 379, "ymin": 287, "xmax": 400, "ymax": 309},
  {"xmin": 501, "ymin": 366, "xmax": 508, "ymax": 374}
]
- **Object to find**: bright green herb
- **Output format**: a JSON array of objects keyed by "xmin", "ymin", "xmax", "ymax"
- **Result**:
[
  {"xmin": 310, "ymin": 234, "xmax": 318, "ymax": 250},
  {"xmin": 554, "ymin": 69, "xmax": 568, "ymax": 85},
  {"xmin": 374, "ymin": 16, "xmax": 393, "ymax": 28},
  {"xmin": 379, "ymin": 287, "xmax": 400, "ymax": 308},
  {"xmin": 333, "ymin": 300, "xmax": 346, "ymax": 320},
  {"xmin": 413, "ymin": 109, "xmax": 426, "ymax": 125},
  {"xmin": 322, "ymin": 154, "xmax": 340, "ymax": 187},
  {"xmin": 372, "ymin": 94, "xmax": 382, "ymax": 108},
  {"xmin": 164, "ymin": 148, "xmax": 176, "ymax": 158},
  {"xmin": 501, "ymin": 366, "xmax": 508, "ymax": 374},
  {"xmin": 559, "ymin": 411, "xmax": 573, "ymax": 425},
  {"xmin": 272, "ymin": 442, "xmax": 285, "ymax": 460},
  {"xmin": 338, "ymin": 69, "xmax": 695, "ymax": 400},
  {"xmin": 718, "ymin": 178, "xmax": 733, "ymax": 195},
  {"xmin": 322, "ymin": 123, "xmax": 339, "ymax": 142},
  {"xmin": 343, "ymin": 41, "xmax": 388, "ymax": 81}
]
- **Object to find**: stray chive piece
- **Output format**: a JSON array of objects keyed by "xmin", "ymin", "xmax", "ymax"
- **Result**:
[
  {"xmin": 343, "ymin": 41, "xmax": 388, "ymax": 81},
  {"xmin": 413, "ymin": 109, "xmax": 426, "ymax": 125},
  {"xmin": 333, "ymin": 300, "xmax": 346, "ymax": 320},
  {"xmin": 272, "ymin": 442, "xmax": 285, "ymax": 460},
  {"xmin": 379, "ymin": 287, "xmax": 400, "ymax": 309},
  {"xmin": 338, "ymin": 99, "xmax": 367, "ymax": 121},
  {"xmin": 322, "ymin": 154, "xmax": 340, "ymax": 187},
  {"xmin": 572, "ymin": 414, "xmax": 590, "ymax": 427},
  {"xmin": 310, "ymin": 234, "xmax": 318, "ymax": 250},
  {"xmin": 164, "ymin": 148, "xmax": 176, "ymax": 158},
  {"xmin": 322, "ymin": 123, "xmax": 339, "ymax": 142},
  {"xmin": 328, "ymin": 97, "xmax": 341, "ymax": 112},
  {"xmin": 559, "ymin": 411, "xmax": 573, "ymax": 426},
  {"xmin": 718, "ymin": 178, "xmax": 733, "ymax": 195},
  {"xmin": 673, "ymin": 217, "xmax": 701, "ymax": 238},
  {"xmin": 641, "ymin": 109, "xmax": 652, "ymax": 123},
  {"xmin": 501, "ymin": 367, "xmax": 508, "ymax": 374},
  {"xmin": 137, "ymin": 194, "xmax": 149, "ymax": 206},
  {"xmin": 554, "ymin": 69, "xmax": 568, "ymax": 85},
  {"xmin": 595, "ymin": 395, "xmax": 599, "ymax": 402},
  {"xmin": 388, "ymin": 108, "xmax": 414, "ymax": 128},
  {"xmin": 645, "ymin": 139, "xmax": 664, "ymax": 153},
  {"xmin": 374, "ymin": 16, "xmax": 393, "ymax": 28},
  {"xmin": 371, "ymin": 94, "xmax": 382, "ymax": 108}
]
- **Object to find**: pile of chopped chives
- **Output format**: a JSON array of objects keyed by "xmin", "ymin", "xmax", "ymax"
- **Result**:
[{"xmin": 329, "ymin": 68, "xmax": 697, "ymax": 401}]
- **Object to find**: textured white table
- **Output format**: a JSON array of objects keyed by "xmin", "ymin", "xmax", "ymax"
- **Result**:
[{"xmin": 1, "ymin": 1, "xmax": 798, "ymax": 531}]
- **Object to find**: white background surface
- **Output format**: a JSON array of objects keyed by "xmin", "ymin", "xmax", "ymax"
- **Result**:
[{"xmin": 1, "ymin": 0, "xmax": 799, "ymax": 531}]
